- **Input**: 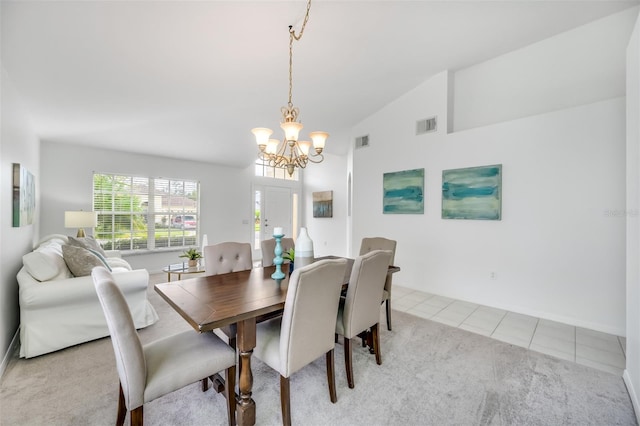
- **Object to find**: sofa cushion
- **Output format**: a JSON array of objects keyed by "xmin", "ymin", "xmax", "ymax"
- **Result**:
[
  {"xmin": 62, "ymin": 245, "xmax": 110, "ymax": 277},
  {"xmin": 22, "ymin": 243, "xmax": 73, "ymax": 282},
  {"xmin": 67, "ymin": 236, "xmax": 106, "ymax": 257}
]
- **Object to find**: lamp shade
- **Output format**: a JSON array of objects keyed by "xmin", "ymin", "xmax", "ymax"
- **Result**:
[
  {"xmin": 252, "ymin": 127, "xmax": 273, "ymax": 146},
  {"xmin": 309, "ymin": 131, "xmax": 328, "ymax": 150},
  {"xmin": 280, "ymin": 121, "xmax": 303, "ymax": 141},
  {"xmin": 65, "ymin": 211, "xmax": 98, "ymax": 228},
  {"xmin": 297, "ymin": 141, "xmax": 311, "ymax": 156}
]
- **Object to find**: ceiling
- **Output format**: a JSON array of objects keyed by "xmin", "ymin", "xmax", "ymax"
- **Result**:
[{"xmin": 2, "ymin": 1, "xmax": 638, "ymax": 168}]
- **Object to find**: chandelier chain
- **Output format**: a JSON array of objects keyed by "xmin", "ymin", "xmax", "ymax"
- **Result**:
[
  {"xmin": 252, "ymin": 0, "xmax": 326, "ymax": 178},
  {"xmin": 287, "ymin": 0, "xmax": 312, "ymax": 108}
]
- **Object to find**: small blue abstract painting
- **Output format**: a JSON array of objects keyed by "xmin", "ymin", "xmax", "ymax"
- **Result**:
[
  {"xmin": 383, "ymin": 168, "xmax": 424, "ymax": 214},
  {"xmin": 442, "ymin": 164, "xmax": 502, "ymax": 220}
]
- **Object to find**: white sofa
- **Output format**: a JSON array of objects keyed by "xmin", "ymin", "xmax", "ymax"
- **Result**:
[{"xmin": 17, "ymin": 234, "xmax": 159, "ymax": 358}]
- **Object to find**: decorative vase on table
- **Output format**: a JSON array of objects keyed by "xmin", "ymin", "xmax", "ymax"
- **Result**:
[
  {"xmin": 188, "ymin": 259, "xmax": 198, "ymax": 268},
  {"xmin": 271, "ymin": 227, "xmax": 286, "ymax": 281},
  {"xmin": 295, "ymin": 227, "xmax": 314, "ymax": 268}
]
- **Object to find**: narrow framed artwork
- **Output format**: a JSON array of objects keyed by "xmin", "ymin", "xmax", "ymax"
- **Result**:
[
  {"xmin": 383, "ymin": 168, "xmax": 424, "ymax": 214},
  {"xmin": 13, "ymin": 163, "xmax": 36, "ymax": 227},
  {"xmin": 313, "ymin": 190, "xmax": 333, "ymax": 218},
  {"xmin": 442, "ymin": 164, "xmax": 502, "ymax": 220}
]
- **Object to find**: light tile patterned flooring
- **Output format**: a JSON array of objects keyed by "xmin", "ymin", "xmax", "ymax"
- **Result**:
[{"xmin": 393, "ymin": 286, "xmax": 627, "ymax": 376}]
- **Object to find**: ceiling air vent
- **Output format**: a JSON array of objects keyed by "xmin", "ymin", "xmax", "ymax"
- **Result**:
[
  {"xmin": 416, "ymin": 116, "xmax": 437, "ymax": 135},
  {"xmin": 355, "ymin": 135, "xmax": 370, "ymax": 149}
]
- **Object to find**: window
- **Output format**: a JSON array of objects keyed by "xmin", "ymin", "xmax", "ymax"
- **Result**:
[
  {"xmin": 255, "ymin": 159, "xmax": 299, "ymax": 181},
  {"xmin": 93, "ymin": 173, "xmax": 199, "ymax": 251}
]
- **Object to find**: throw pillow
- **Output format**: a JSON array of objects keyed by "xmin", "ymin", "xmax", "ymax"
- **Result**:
[
  {"xmin": 22, "ymin": 243, "xmax": 73, "ymax": 281},
  {"xmin": 87, "ymin": 249, "xmax": 113, "ymax": 272},
  {"xmin": 67, "ymin": 236, "xmax": 106, "ymax": 257},
  {"xmin": 62, "ymin": 245, "xmax": 110, "ymax": 277}
]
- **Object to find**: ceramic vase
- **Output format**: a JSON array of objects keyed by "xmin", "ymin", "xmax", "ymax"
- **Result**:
[{"xmin": 295, "ymin": 227, "xmax": 314, "ymax": 268}]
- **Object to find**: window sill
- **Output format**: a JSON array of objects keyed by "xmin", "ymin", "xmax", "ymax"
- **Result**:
[{"xmin": 120, "ymin": 247, "xmax": 190, "ymax": 256}]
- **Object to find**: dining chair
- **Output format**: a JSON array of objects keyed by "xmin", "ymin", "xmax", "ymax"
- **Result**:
[
  {"xmin": 336, "ymin": 249, "xmax": 392, "ymax": 389},
  {"xmin": 359, "ymin": 237, "xmax": 397, "ymax": 331},
  {"xmin": 261, "ymin": 237, "xmax": 295, "ymax": 267},
  {"xmin": 253, "ymin": 258, "xmax": 348, "ymax": 426},
  {"xmin": 91, "ymin": 267, "xmax": 237, "ymax": 426},
  {"xmin": 204, "ymin": 241, "xmax": 253, "ymax": 275},
  {"xmin": 203, "ymin": 242, "xmax": 254, "ymax": 349}
]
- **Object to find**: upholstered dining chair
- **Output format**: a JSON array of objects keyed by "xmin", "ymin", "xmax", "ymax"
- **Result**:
[
  {"xmin": 203, "ymin": 241, "xmax": 253, "ymax": 349},
  {"xmin": 336, "ymin": 249, "xmax": 392, "ymax": 389},
  {"xmin": 359, "ymin": 237, "xmax": 397, "ymax": 331},
  {"xmin": 91, "ymin": 267, "xmax": 237, "ymax": 426},
  {"xmin": 253, "ymin": 258, "xmax": 348, "ymax": 426},
  {"xmin": 261, "ymin": 237, "xmax": 295, "ymax": 267},
  {"xmin": 204, "ymin": 241, "xmax": 253, "ymax": 275}
]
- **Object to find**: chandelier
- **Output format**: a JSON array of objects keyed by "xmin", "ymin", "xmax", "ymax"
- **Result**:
[{"xmin": 252, "ymin": 0, "xmax": 327, "ymax": 177}]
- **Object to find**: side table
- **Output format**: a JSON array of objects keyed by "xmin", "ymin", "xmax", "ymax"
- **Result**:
[{"xmin": 162, "ymin": 263, "xmax": 206, "ymax": 282}]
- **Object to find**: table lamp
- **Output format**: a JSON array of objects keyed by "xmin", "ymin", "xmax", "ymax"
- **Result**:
[{"xmin": 64, "ymin": 211, "xmax": 98, "ymax": 237}]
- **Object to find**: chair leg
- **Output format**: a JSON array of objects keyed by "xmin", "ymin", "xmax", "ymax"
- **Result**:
[
  {"xmin": 130, "ymin": 406, "xmax": 143, "ymax": 426},
  {"xmin": 225, "ymin": 365, "xmax": 237, "ymax": 426},
  {"xmin": 372, "ymin": 323, "xmax": 382, "ymax": 365},
  {"xmin": 386, "ymin": 299, "xmax": 392, "ymax": 331},
  {"xmin": 117, "ymin": 383, "xmax": 127, "ymax": 426},
  {"xmin": 344, "ymin": 337, "xmax": 354, "ymax": 389},
  {"xmin": 325, "ymin": 349, "xmax": 337, "ymax": 403},
  {"xmin": 280, "ymin": 375, "xmax": 292, "ymax": 426}
]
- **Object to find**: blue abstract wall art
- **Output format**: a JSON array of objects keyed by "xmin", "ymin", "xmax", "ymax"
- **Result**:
[
  {"xmin": 383, "ymin": 168, "xmax": 424, "ymax": 214},
  {"xmin": 442, "ymin": 164, "xmax": 502, "ymax": 220}
]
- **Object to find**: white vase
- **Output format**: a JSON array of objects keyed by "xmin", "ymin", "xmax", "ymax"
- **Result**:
[{"xmin": 295, "ymin": 227, "xmax": 314, "ymax": 268}]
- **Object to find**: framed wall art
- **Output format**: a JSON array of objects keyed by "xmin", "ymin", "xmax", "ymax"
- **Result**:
[
  {"xmin": 383, "ymin": 168, "xmax": 424, "ymax": 214},
  {"xmin": 442, "ymin": 164, "xmax": 502, "ymax": 220},
  {"xmin": 313, "ymin": 190, "xmax": 333, "ymax": 218},
  {"xmin": 13, "ymin": 163, "xmax": 36, "ymax": 227}
]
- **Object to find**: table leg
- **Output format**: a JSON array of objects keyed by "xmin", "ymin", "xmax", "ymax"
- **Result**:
[
  {"xmin": 167, "ymin": 272, "xmax": 171, "ymax": 282},
  {"xmin": 237, "ymin": 318, "xmax": 256, "ymax": 426}
]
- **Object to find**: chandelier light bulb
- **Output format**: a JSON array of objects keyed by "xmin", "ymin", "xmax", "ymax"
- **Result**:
[
  {"xmin": 280, "ymin": 121, "xmax": 304, "ymax": 142},
  {"xmin": 252, "ymin": 127, "xmax": 273, "ymax": 148},
  {"xmin": 309, "ymin": 131, "xmax": 328, "ymax": 152},
  {"xmin": 298, "ymin": 141, "xmax": 311, "ymax": 156},
  {"xmin": 266, "ymin": 139, "xmax": 280, "ymax": 154}
]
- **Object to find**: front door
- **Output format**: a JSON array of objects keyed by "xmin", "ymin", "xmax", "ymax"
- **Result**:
[
  {"xmin": 263, "ymin": 186, "xmax": 292, "ymax": 239},
  {"xmin": 253, "ymin": 185, "xmax": 296, "ymax": 262}
]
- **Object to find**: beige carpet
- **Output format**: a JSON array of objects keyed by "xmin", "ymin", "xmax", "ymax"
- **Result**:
[{"xmin": 0, "ymin": 274, "xmax": 637, "ymax": 425}]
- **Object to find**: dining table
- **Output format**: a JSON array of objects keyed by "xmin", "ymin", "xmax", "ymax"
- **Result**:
[{"xmin": 154, "ymin": 258, "xmax": 400, "ymax": 426}]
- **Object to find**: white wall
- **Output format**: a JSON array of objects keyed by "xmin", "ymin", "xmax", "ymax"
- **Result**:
[
  {"xmin": 625, "ymin": 11, "xmax": 640, "ymax": 422},
  {"xmin": 350, "ymin": 11, "xmax": 630, "ymax": 335},
  {"xmin": 454, "ymin": 7, "xmax": 638, "ymax": 132},
  {"xmin": 301, "ymin": 151, "xmax": 348, "ymax": 258},
  {"xmin": 40, "ymin": 141, "xmax": 254, "ymax": 272},
  {"xmin": 0, "ymin": 68, "xmax": 40, "ymax": 372}
]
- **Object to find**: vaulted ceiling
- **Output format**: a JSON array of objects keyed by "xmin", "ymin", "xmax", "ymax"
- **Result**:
[{"xmin": 2, "ymin": 1, "xmax": 638, "ymax": 168}]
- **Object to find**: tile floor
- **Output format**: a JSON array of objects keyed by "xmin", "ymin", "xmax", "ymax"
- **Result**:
[{"xmin": 392, "ymin": 286, "xmax": 627, "ymax": 376}]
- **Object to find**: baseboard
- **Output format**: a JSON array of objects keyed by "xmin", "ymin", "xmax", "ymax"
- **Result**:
[
  {"xmin": 624, "ymin": 369, "xmax": 640, "ymax": 423},
  {"xmin": 0, "ymin": 329, "xmax": 20, "ymax": 381}
]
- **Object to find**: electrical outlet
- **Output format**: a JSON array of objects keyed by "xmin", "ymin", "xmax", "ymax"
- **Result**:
[{"xmin": 489, "ymin": 271, "xmax": 496, "ymax": 280}]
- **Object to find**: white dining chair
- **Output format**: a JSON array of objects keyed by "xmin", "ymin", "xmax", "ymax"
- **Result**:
[
  {"xmin": 359, "ymin": 237, "xmax": 397, "ymax": 330},
  {"xmin": 204, "ymin": 241, "xmax": 253, "ymax": 275},
  {"xmin": 252, "ymin": 258, "xmax": 348, "ymax": 426},
  {"xmin": 92, "ymin": 267, "xmax": 237, "ymax": 426},
  {"xmin": 336, "ymin": 249, "xmax": 392, "ymax": 389}
]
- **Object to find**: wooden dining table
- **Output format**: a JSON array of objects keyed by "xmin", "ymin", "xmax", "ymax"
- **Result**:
[{"xmin": 154, "ymin": 258, "xmax": 400, "ymax": 426}]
